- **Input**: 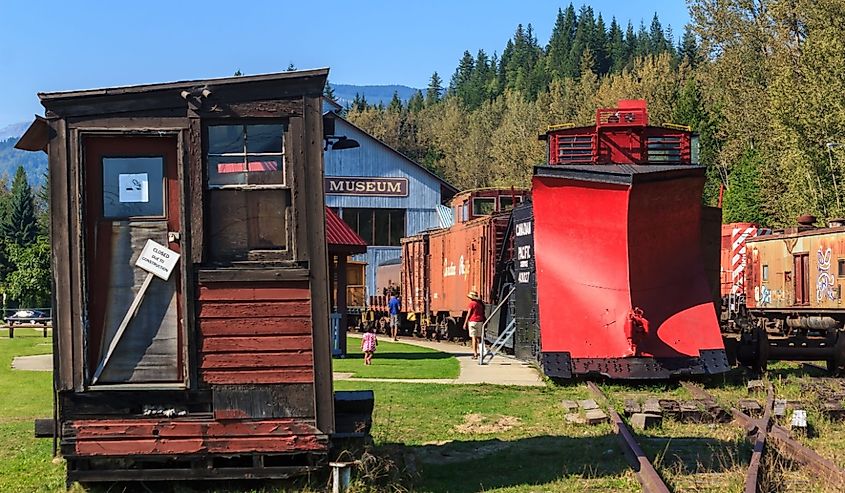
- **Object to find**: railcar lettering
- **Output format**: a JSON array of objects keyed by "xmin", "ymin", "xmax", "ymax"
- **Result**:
[
  {"xmin": 515, "ymin": 221, "xmax": 532, "ymax": 236},
  {"xmin": 517, "ymin": 245, "xmax": 531, "ymax": 260},
  {"xmin": 517, "ymin": 272, "xmax": 530, "ymax": 283}
]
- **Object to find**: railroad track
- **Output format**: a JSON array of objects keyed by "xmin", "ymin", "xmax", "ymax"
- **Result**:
[
  {"xmin": 681, "ymin": 381, "xmax": 845, "ymax": 493},
  {"xmin": 585, "ymin": 381, "xmax": 671, "ymax": 493}
]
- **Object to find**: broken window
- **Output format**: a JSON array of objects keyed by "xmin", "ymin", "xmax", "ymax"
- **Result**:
[{"xmin": 206, "ymin": 123, "xmax": 290, "ymax": 261}]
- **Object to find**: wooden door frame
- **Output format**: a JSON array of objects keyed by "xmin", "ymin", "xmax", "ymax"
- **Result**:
[{"xmin": 76, "ymin": 129, "xmax": 192, "ymax": 390}]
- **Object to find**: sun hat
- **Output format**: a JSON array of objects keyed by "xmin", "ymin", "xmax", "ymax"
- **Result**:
[{"xmin": 467, "ymin": 291, "xmax": 481, "ymax": 301}]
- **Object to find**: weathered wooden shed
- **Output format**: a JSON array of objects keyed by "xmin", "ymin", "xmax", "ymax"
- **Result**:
[{"xmin": 16, "ymin": 69, "xmax": 371, "ymax": 483}]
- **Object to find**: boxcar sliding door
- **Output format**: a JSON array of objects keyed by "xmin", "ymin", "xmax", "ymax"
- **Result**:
[{"xmin": 83, "ymin": 136, "xmax": 184, "ymax": 385}]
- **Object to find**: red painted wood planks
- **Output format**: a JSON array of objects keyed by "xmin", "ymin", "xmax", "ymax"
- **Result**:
[
  {"xmin": 199, "ymin": 317, "xmax": 312, "ymax": 336},
  {"xmin": 74, "ymin": 435, "xmax": 327, "ymax": 456},
  {"xmin": 202, "ymin": 369, "xmax": 313, "ymax": 384},
  {"xmin": 69, "ymin": 418, "xmax": 320, "ymax": 439},
  {"xmin": 202, "ymin": 336, "xmax": 312, "ymax": 352},
  {"xmin": 198, "ymin": 301, "xmax": 311, "ymax": 318},
  {"xmin": 198, "ymin": 282, "xmax": 310, "ymax": 301},
  {"xmin": 201, "ymin": 352, "xmax": 313, "ymax": 369}
]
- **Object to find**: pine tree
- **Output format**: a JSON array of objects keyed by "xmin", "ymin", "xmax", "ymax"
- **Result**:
[
  {"xmin": 608, "ymin": 17, "xmax": 626, "ymax": 73},
  {"xmin": 324, "ymin": 79, "xmax": 336, "ymax": 101},
  {"xmin": 649, "ymin": 13, "xmax": 670, "ymax": 54},
  {"xmin": 569, "ymin": 6, "xmax": 596, "ymax": 77},
  {"xmin": 407, "ymin": 90, "xmax": 425, "ymax": 113},
  {"xmin": 546, "ymin": 5, "xmax": 577, "ymax": 79},
  {"xmin": 425, "ymin": 72, "xmax": 444, "ymax": 106},
  {"xmin": 388, "ymin": 91, "xmax": 403, "ymax": 113},
  {"xmin": 625, "ymin": 21, "xmax": 637, "ymax": 68},
  {"xmin": 679, "ymin": 25, "xmax": 702, "ymax": 68},
  {"xmin": 2, "ymin": 166, "xmax": 37, "ymax": 246},
  {"xmin": 593, "ymin": 14, "xmax": 610, "ymax": 75}
]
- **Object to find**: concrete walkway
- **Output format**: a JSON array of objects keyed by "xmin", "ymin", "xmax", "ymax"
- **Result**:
[
  {"xmin": 11, "ymin": 354, "xmax": 52, "ymax": 371},
  {"xmin": 338, "ymin": 335, "xmax": 545, "ymax": 387}
]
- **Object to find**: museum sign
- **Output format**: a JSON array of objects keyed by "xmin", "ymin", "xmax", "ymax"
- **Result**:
[{"xmin": 325, "ymin": 177, "xmax": 409, "ymax": 197}]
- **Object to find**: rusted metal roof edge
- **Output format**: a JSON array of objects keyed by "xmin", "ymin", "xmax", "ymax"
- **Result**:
[{"xmin": 38, "ymin": 68, "xmax": 330, "ymax": 102}]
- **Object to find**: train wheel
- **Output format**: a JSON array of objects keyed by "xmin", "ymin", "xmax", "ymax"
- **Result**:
[
  {"xmin": 826, "ymin": 332, "xmax": 845, "ymax": 375},
  {"xmin": 752, "ymin": 327, "xmax": 769, "ymax": 374}
]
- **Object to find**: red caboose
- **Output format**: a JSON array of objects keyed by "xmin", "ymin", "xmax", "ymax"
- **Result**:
[{"xmin": 516, "ymin": 100, "xmax": 729, "ymax": 378}]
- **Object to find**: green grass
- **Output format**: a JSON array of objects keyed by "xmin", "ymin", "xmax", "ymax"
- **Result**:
[
  {"xmin": 1, "ymin": 329, "xmax": 843, "ymax": 492},
  {"xmin": 0, "ymin": 329, "xmax": 66, "ymax": 493},
  {"xmin": 331, "ymin": 336, "xmax": 459, "ymax": 379}
]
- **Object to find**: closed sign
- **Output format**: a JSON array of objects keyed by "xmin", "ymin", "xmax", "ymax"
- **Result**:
[{"xmin": 135, "ymin": 239, "xmax": 180, "ymax": 280}]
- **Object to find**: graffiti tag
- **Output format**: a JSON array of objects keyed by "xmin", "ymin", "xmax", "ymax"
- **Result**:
[{"xmin": 817, "ymin": 247, "xmax": 836, "ymax": 302}]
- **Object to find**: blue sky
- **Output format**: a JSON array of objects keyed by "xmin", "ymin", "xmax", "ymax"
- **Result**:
[{"xmin": 0, "ymin": 1, "xmax": 689, "ymax": 126}]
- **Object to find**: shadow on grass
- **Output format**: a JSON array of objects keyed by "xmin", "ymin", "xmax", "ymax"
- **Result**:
[{"xmin": 383, "ymin": 434, "xmax": 746, "ymax": 492}]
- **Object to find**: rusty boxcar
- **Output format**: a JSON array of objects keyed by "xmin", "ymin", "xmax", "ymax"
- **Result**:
[
  {"xmin": 16, "ymin": 69, "xmax": 372, "ymax": 484},
  {"xmin": 732, "ymin": 217, "xmax": 845, "ymax": 371},
  {"xmin": 400, "ymin": 188, "xmax": 527, "ymax": 339}
]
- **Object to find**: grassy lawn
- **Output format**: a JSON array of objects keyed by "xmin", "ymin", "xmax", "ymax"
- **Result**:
[
  {"xmin": 332, "ymin": 336, "xmax": 459, "ymax": 379},
  {"xmin": 1, "ymin": 329, "xmax": 843, "ymax": 492},
  {"xmin": 0, "ymin": 329, "xmax": 66, "ymax": 493}
]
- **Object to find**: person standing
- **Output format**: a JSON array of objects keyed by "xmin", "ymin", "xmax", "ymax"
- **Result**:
[
  {"xmin": 464, "ymin": 291, "xmax": 486, "ymax": 359},
  {"xmin": 388, "ymin": 293, "xmax": 401, "ymax": 341},
  {"xmin": 361, "ymin": 327, "xmax": 378, "ymax": 365}
]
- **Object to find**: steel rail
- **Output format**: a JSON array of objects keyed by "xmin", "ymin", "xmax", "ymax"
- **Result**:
[
  {"xmin": 744, "ymin": 384, "xmax": 774, "ymax": 493},
  {"xmin": 586, "ymin": 381, "xmax": 671, "ymax": 493},
  {"xmin": 683, "ymin": 381, "xmax": 845, "ymax": 491}
]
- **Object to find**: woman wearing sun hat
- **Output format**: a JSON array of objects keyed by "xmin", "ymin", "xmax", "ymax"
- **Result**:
[{"xmin": 464, "ymin": 290, "xmax": 486, "ymax": 359}]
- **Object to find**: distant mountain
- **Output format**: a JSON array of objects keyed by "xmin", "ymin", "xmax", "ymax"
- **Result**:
[
  {"xmin": 329, "ymin": 84, "xmax": 421, "ymax": 108},
  {"xmin": 0, "ymin": 122, "xmax": 30, "ymax": 141},
  {"xmin": 0, "ymin": 137, "xmax": 47, "ymax": 186}
]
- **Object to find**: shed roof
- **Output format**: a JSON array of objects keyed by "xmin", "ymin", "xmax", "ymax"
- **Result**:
[{"xmin": 325, "ymin": 207, "xmax": 367, "ymax": 254}]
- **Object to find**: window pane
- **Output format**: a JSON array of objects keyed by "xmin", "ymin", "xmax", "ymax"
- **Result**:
[
  {"xmin": 102, "ymin": 157, "xmax": 165, "ymax": 218},
  {"xmin": 208, "ymin": 125, "xmax": 244, "ymax": 154},
  {"xmin": 208, "ymin": 189, "xmax": 288, "ymax": 260},
  {"xmin": 246, "ymin": 124, "xmax": 284, "ymax": 153},
  {"xmin": 374, "ymin": 209, "xmax": 390, "ymax": 246},
  {"xmin": 244, "ymin": 155, "xmax": 285, "ymax": 185},
  {"xmin": 389, "ymin": 209, "xmax": 405, "ymax": 246},
  {"xmin": 208, "ymin": 155, "xmax": 247, "ymax": 186},
  {"xmin": 473, "ymin": 198, "xmax": 496, "ymax": 216}
]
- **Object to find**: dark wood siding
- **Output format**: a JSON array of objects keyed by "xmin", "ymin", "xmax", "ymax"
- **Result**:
[{"xmin": 198, "ymin": 281, "xmax": 314, "ymax": 385}]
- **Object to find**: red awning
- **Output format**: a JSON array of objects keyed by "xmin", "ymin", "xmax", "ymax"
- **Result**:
[{"xmin": 326, "ymin": 207, "xmax": 367, "ymax": 254}]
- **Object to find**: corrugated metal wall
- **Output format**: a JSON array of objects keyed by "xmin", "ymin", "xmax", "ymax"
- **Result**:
[{"xmin": 324, "ymin": 116, "xmax": 450, "ymax": 298}]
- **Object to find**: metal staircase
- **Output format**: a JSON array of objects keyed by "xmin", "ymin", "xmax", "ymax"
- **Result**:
[{"xmin": 479, "ymin": 287, "xmax": 515, "ymax": 365}]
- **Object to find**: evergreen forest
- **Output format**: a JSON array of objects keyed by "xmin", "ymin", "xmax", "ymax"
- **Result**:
[
  {"xmin": 341, "ymin": 0, "xmax": 845, "ymax": 227},
  {"xmin": 0, "ymin": 165, "xmax": 50, "ymax": 310}
]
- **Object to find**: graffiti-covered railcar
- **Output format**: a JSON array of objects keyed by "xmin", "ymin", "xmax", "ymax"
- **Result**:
[{"xmin": 735, "ymin": 218, "xmax": 845, "ymax": 371}]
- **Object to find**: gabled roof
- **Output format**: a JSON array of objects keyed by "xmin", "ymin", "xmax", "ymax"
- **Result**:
[{"xmin": 324, "ymin": 111, "xmax": 458, "ymax": 196}]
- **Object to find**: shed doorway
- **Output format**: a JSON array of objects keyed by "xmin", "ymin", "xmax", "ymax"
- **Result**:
[{"xmin": 83, "ymin": 136, "xmax": 184, "ymax": 386}]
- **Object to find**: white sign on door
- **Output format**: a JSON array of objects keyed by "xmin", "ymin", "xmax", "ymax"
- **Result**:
[
  {"xmin": 135, "ymin": 239, "xmax": 180, "ymax": 280},
  {"xmin": 119, "ymin": 173, "xmax": 149, "ymax": 203}
]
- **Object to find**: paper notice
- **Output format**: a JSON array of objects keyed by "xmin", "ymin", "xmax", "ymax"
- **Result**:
[{"xmin": 118, "ymin": 173, "xmax": 149, "ymax": 203}]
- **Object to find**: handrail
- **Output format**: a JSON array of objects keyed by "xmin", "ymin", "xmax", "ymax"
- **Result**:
[
  {"xmin": 482, "ymin": 287, "xmax": 515, "ymax": 331},
  {"xmin": 479, "ymin": 287, "xmax": 515, "ymax": 365}
]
